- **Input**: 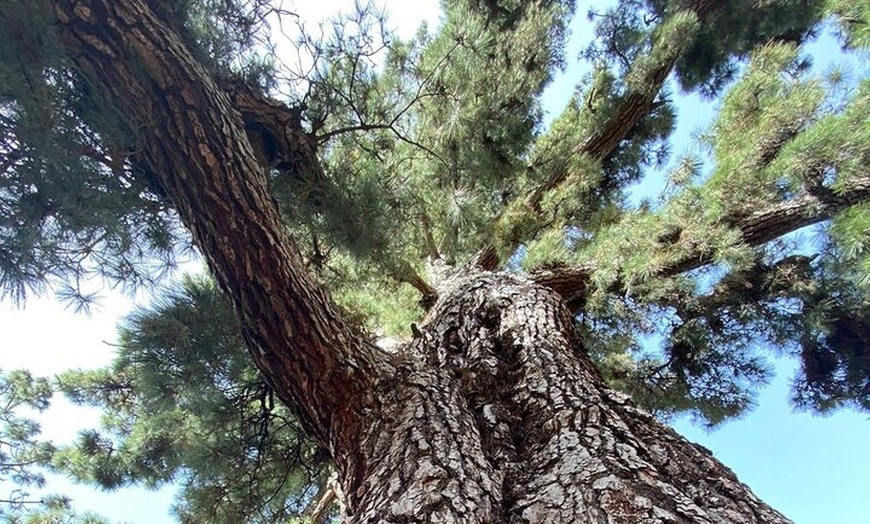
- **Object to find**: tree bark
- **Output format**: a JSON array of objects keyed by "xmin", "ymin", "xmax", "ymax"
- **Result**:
[
  {"xmin": 50, "ymin": 1, "xmax": 796, "ymax": 522},
  {"xmin": 52, "ymin": 0, "xmax": 385, "ymax": 452},
  {"xmin": 368, "ymin": 272, "xmax": 794, "ymax": 523}
]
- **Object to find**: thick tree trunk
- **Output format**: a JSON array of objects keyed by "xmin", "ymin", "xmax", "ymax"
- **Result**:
[
  {"xmin": 344, "ymin": 272, "xmax": 793, "ymax": 523},
  {"xmin": 50, "ymin": 1, "xmax": 796, "ymax": 522}
]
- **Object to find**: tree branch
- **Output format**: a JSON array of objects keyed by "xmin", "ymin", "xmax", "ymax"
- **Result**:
[
  {"xmin": 472, "ymin": 0, "xmax": 723, "ymax": 271},
  {"xmin": 220, "ymin": 79, "xmax": 443, "ymax": 303},
  {"xmin": 532, "ymin": 175, "xmax": 870, "ymax": 309},
  {"xmin": 54, "ymin": 0, "xmax": 387, "ymax": 447},
  {"xmin": 393, "ymin": 261, "xmax": 438, "ymax": 308},
  {"xmin": 217, "ymin": 78, "xmax": 324, "ymax": 183},
  {"xmin": 0, "ymin": 498, "xmax": 46, "ymax": 505},
  {"xmin": 302, "ymin": 474, "xmax": 339, "ymax": 524}
]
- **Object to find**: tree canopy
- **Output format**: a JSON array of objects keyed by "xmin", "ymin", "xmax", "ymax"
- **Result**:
[{"xmin": 0, "ymin": 0, "xmax": 868, "ymax": 522}]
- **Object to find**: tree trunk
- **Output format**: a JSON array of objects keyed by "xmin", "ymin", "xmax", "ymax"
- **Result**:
[
  {"xmin": 344, "ymin": 272, "xmax": 793, "ymax": 523},
  {"xmin": 50, "ymin": 1, "xmax": 795, "ymax": 522}
]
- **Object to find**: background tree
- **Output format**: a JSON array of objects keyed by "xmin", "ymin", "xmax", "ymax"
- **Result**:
[
  {"xmin": 54, "ymin": 276, "xmax": 331, "ymax": 523},
  {"xmin": 0, "ymin": 370, "xmax": 108, "ymax": 524},
  {"xmin": 0, "ymin": 370, "xmax": 56, "ymax": 515},
  {"xmin": 0, "ymin": 0, "xmax": 867, "ymax": 522}
]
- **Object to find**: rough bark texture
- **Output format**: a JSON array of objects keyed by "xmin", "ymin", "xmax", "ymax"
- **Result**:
[
  {"xmin": 53, "ymin": 0, "xmax": 384, "ymax": 453},
  {"xmin": 50, "ymin": 1, "xmax": 813, "ymax": 522},
  {"xmin": 375, "ymin": 273, "xmax": 794, "ymax": 524}
]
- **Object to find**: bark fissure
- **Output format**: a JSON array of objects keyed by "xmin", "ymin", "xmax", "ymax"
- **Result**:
[
  {"xmin": 408, "ymin": 273, "xmax": 793, "ymax": 523},
  {"xmin": 348, "ymin": 365, "xmax": 502, "ymax": 522}
]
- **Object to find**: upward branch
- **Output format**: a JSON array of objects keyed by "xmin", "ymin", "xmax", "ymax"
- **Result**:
[
  {"xmin": 217, "ymin": 78, "xmax": 323, "ymax": 183},
  {"xmin": 473, "ymin": 0, "xmax": 723, "ymax": 270},
  {"xmin": 52, "ymin": 0, "xmax": 385, "ymax": 445}
]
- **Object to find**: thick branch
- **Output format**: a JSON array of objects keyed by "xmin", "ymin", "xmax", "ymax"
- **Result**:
[
  {"xmin": 393, "ymin": 261, "xmax": 438, "ymax": 307},
  {"xmin": 528, "ymin": 262, "xmax": 596, "ymax": 309},
  {"xmin": 533, "ymin": 175, "xmax": 870, "ymax": 308},
  {"xmin": 665, "ymin": 175, "xmax": 870, "ymax": 277},
  {"xmin": 53, "ymin": 0, "xmax": 386, "ymax": 447}
]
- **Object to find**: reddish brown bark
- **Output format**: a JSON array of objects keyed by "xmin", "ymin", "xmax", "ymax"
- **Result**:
[{"xmin": 53, "ymin": 0, "xmax": 383, "ymax": 453}]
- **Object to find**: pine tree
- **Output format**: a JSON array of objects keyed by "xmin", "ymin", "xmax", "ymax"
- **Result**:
[
  {"xmin": 0, "ymin": 370, "xmax": 108, "ymax": 523},
  {"xmin": 1, "ymin": 0, "xmax": 868, "ymax": 522},
  {"xmin": 0, "ymin": 370, "xmax": 56, "ymax": 515}
]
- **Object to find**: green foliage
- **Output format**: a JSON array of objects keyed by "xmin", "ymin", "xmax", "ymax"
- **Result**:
[
  {"xmin": 521, "ymin": 227, "xmax": 575, "ymax": 269},
  {"xmin": 555, "ymin": 35, "xmax": 869, "ymax": 424},
  {"xmin": 664, "ymin": 0, "xmax": 825, "ymax": 96},
  {"xmin": 1, "ymin": 505, "xmax": 109, "ymax": 524},
  {"xmin": 53, "ymin": 277, "xmax": 328, "ymax": 523},
  {"xmin": 828, "ymin": 204, "xmax": 870, "ymax": 289},
  {"xmin": 826, "ymin": 0, "xmax": 870, "ymax": 49},
  {"xmin": 584, "ymin": 0, "xmax": 826, "ymax": 97},
  {"xmin": 145, "ymin": 0, "xmax": 279, "ymax": 85},
  {"xmin": 0, "ymin": 370, "xmax": 60, "ymax": 518},
  {"xmin": 766, "ymin": 77, "xmax": 870, "ymax": 197},
  {"xmin": 790, "ymin": 268, "xmax": 870, "ymax": 413},
  {"xmin": 324, "ymin": 253, "xmax": 424, "ymax": 337},
  {"xmin": 0, "ymin": 1, "xmax": 186, "ymax": 307},
  {"xmin": 776, "ymin": 227, "xmax": 870, "ymax": 413},
  {"xmin": 704, "ymin": 43, "xmax": 825, "ymax": 215}
]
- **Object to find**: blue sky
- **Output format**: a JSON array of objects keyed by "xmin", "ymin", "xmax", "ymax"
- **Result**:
[{"xmin": 1, "ymin": 1, "xmax": 868, "ymax": 523}]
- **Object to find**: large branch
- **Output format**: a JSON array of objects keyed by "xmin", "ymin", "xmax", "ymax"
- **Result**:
[
  {"xmin": 473, "ymin": 0, "xmax": 723, "ymax": 270},
  {"xmin": 53, "ymin": 0, "xmax": 385, "ymax": 446},
  {"xmin": 533, "ymin": 175, "xmax": 870, "ymax": 308}
]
